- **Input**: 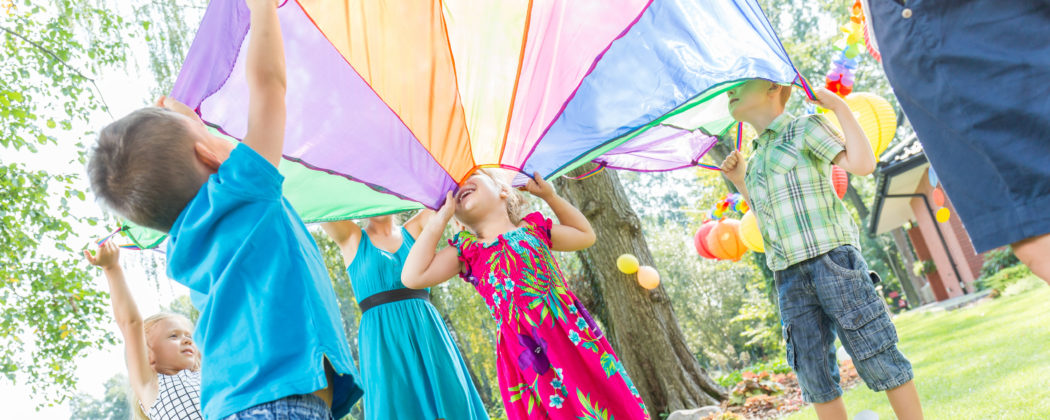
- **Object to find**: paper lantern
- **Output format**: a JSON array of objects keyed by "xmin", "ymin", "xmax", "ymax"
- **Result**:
[
  {"xmin": 694, "ymin": 221, "xmax": 719, "ymax": 260},
  {"xmin": 706, "ymin": 219, "xmax": 748, "ymax": 261},
  {"xmin": 616, "ymin": 254, "xmax": 639, "ymax": 274},
  {"xmin": 637, "ymin": 266, "xmax": 660, "ymax": 290},
  {"xmin": 738, "ymin": 211, "xmax": 765, "ymax": 253},
  {"xmin": 931, "ymin": 187, "xmax": 945, "ymax": 207},
  {"xmin": 826, "ymin": 92, "xmax": 897, "ymax": 157},
  {"xmin": 936, "ymin": 207, "xmax": 951, "ymax": 223},
  {"xmin": 831, "ymin": 165, "xmax": 848, "ymax": 199}
]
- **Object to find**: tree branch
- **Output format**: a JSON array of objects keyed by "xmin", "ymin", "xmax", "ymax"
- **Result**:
[{"xmin": 1, "ymin": 25, "xmax": 114, "ymax": 118}]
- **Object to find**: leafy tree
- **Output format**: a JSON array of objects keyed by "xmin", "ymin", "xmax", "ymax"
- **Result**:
[
  {"xmin": 68, "ymin": 373, "xmax": 131, "ymax": 420},
  {"xmin": 2, "ymin": 0, "xmax": 139, "ymax": 405},
  {"xmin": 165, "ymin": 294, "xmax": 199, "ymax": 324}
]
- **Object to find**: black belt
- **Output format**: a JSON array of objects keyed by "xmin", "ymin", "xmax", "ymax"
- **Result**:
[{"xmin": 358, "ymin": 288, "xmax": 430, "ymax": 314}]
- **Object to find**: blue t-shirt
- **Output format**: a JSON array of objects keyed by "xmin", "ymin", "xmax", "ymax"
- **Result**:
[{"xmin": 166, "ymin": 144, "xmax": 362, "ymax": 420}]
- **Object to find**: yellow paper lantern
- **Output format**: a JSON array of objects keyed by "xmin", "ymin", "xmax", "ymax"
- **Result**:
[
  {"xmin": 616, "ymin": 254, "xmax": 640, "ymax": 274},
  {"xmin": 738, "ymin": 211, "xmax": 765, "ymax": 253},
  {"xmin": 825, "ymin": 92, "xmax": 897, "ymax": 158},
  {"xmin": 637, "ymin": 265, "xmax": 660, "ymax": 290}
]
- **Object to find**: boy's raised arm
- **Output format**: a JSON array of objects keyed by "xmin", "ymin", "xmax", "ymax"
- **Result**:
[
  {"xmin": 806, "ymin": 88, "xmax": 877, "ymax": 176},
  {"xmin": 243, "ymin": 0, "xmax": 287, "ymax": 167}
]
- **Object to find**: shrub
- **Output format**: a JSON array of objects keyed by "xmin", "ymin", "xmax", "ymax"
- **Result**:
[
  {"xmin": 979, "ymin": 247, "xmax": 1021, "ymax": 281},
  {"xmin": 716, "ymin": 357, "xmax": 791, "ymax": 388},
  {"xmin": 978, "ymin": 264, "xmax": 1033, "ymax": 294}
]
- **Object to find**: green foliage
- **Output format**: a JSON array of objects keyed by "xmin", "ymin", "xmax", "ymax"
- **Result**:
[
  {"xmin": 69, "ymin": 373, "xmax": 131, "ymax": 420},
  {"xmin": 730, "ymin": 276, "xmax": 783, "ymax": 357},
  {"xmin": 977, "ymin": 264, "xmax": 1033, "ymax": 295},
  {"xmin": 716, "ymin": 356, "xmax": 791, "ymax": 388},
  {"xmin": 2, "ymin": 0, "xmax": 145, "ymax": 405},
  {"xmin": 977, "ymin": 247, "xmax": 1020, "ymax": 282},
  {"xmin": 165, "ymin": 295, "xmax": 199, "ymax": 324},
  {"xmin": 622, "ymin": 170, "xmax": 782, "ymax": 371},
  {"xmin": 1, "ymin": 160, "xmax": 114, "ymax": 404}
]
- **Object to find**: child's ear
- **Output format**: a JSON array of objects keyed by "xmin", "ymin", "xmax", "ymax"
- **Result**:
[{"xmin": 194, "ymin": 142, "xmax": 222, "ymax": 171}]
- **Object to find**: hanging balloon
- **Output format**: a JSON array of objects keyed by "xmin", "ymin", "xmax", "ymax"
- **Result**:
[
  {"xmin": 931, "ymin": 187, "xmax": 945, "ymax": 207},
  {"xmin": 738, "ymin": 211, "xmax": 765, "ymax": 253},
  {"xmin": 936, "ymin": 207, "xmax": 951, "ymax": 223},
  {"xmin": 706, "ymin": 219, "xmax": 748, "ymax": 261},
  {"xmin": 616, "ymin": 254, "xmax": 640, "ymax": 274},
  {"xmin": 825, "ymin": 93, "xmax": 896, "ymax": 157},
  {"xmin": 927, "ymin": 167, "xmax": 938, "ymax": 186},
  {"xmin": 637, "ymin": 266, "xmax": 660, "ymax": 290},
  {"xmin": 831, "ymin": 165, "xmax": 848, "ymax": 199},
  {"xmin": 694, "ymin": 221, "xmax": 720, "ymax": 260}
]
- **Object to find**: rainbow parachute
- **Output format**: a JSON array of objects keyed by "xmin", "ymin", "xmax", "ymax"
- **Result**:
[{"xmin": 124, "ymin": 0, "xmax": 802, "ymax": 248}]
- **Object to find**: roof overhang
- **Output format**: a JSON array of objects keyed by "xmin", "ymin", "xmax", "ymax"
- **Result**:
[{"xmin": 869, "ymin": 153, "xmax": 929, "ymax": 235}]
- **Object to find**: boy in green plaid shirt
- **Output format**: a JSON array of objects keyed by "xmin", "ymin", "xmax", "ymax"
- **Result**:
[{"xmin": 720, "ymin": 80, "xmax": 923, "ymax": 420}]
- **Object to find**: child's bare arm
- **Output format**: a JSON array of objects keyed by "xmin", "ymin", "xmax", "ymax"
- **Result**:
[
  {"xmin": 84, "ymin": 242, "xmax": 158, "ymax": 409},
  {"xmin": 402, "ymin": 193, "xmax": 460, "ymax": 289},
  {"xmin": 243, "ymin": 0, "xmax": 286, "ymax": 167},
  {"xmin": 805, "ymin": 88, "xmax": 877, "ymax": 176},
  {"xmin": 524, "ymin": 172, "xmax": 596, "ymax": 252}
]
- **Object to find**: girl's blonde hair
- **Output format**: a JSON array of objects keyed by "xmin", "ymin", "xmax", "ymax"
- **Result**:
[{"xmin": 131, "ymin": 312, "xmax": 199, "ymax": 420}]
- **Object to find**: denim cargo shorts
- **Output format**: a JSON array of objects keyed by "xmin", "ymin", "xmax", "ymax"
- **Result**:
[{"xmin": 775, "ymin": 245, "xmax": 914, "ymax": 403}]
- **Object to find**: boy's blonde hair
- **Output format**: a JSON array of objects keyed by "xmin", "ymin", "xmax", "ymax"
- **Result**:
[{"xmin": 131, "ymin": 312, "xmax": 200, "ymax": 420}]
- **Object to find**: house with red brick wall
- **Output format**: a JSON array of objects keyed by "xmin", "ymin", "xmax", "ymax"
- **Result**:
[{"xmin": 869, "ymin": 135, "xmax": 986, "ymax": 304}]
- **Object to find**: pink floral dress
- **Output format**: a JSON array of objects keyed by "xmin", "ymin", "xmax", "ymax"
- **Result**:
[{"xmin": 451, "ymin": 212, "xmax": 649, "ymax": 420}]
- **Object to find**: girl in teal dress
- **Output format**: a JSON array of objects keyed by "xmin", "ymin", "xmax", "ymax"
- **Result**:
[{"xmin": 322, "ymin": 211, "xmax": 488, "ymax": 420}]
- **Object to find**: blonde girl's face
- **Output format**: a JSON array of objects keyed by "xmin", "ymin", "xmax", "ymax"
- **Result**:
[
  {"xmin": 146, "ymin": 317, "xmax": 198, "ymax": 374},
  {"xmin": 453, "ymin": 173, "xmax": 507, "ymax": 226}
]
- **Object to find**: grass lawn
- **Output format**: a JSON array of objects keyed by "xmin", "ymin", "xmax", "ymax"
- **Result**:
[{"xmin": 787, "ymin": 276, "xmax": 1050, "ymax": 420}]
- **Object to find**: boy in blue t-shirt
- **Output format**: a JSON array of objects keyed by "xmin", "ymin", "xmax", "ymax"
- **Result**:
[{"xmin": 86, "ymin": 1, "xmax": 362, "ymax": 419}]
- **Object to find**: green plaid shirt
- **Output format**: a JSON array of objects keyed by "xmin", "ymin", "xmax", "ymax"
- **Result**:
[{"xmin": 744, "ymin": 112, "xmax": 860, "ymax": 271}]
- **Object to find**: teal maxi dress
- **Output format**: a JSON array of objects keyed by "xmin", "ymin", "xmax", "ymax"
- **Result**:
[{"xmin": 348, "ymin": 227, "xmax": 488, "ymax": 420}]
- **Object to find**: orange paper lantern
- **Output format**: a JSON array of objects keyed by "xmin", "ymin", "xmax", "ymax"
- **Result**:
[
  {"xmin": 694, "ymin": 220, "xmax": 719, "ymax": 260},
  {"xmin": 706, "ymin": 219, "xmax": 748, "ymax": 261},
  {"xmin": 832, "ymin": 165, "xmax": 848, "ymax": 199}
]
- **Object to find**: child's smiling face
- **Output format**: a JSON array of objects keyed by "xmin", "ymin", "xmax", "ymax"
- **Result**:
[{"xmin": 453, "ymin": 173, "xmax": 511, "ymax": 229}]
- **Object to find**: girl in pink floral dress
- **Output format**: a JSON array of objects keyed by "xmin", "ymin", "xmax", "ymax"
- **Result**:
[{"xmin": 402, "ymin": 170, "xmax": 649, "ymax": 420}]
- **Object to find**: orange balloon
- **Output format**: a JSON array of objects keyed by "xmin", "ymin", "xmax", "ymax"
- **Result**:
[
  {"xmin": 931, "ymin": 188, "xmax": 945, "ymax": 207},
  {"xmin": 706, "ymin": 219, "xmax": 748, "ymax": 261},
  {"xmin": 637, "ymin": 266, "xmax": 660, "ymax": 290}
]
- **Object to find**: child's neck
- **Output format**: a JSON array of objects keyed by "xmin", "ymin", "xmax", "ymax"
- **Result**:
[{"xmin": 469, "ymin": 211, "xmax": 518, "ymax": 242}]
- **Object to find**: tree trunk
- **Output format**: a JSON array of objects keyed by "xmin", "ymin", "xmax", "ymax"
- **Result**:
[{"xmin": 555, "ymin": 164, "xmax": 727, "ymax": 416}]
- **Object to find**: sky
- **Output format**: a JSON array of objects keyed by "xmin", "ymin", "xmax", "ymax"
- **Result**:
[{"xmin": 2, "ymin": 9, "xmax": 195, "ymax": 418}]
